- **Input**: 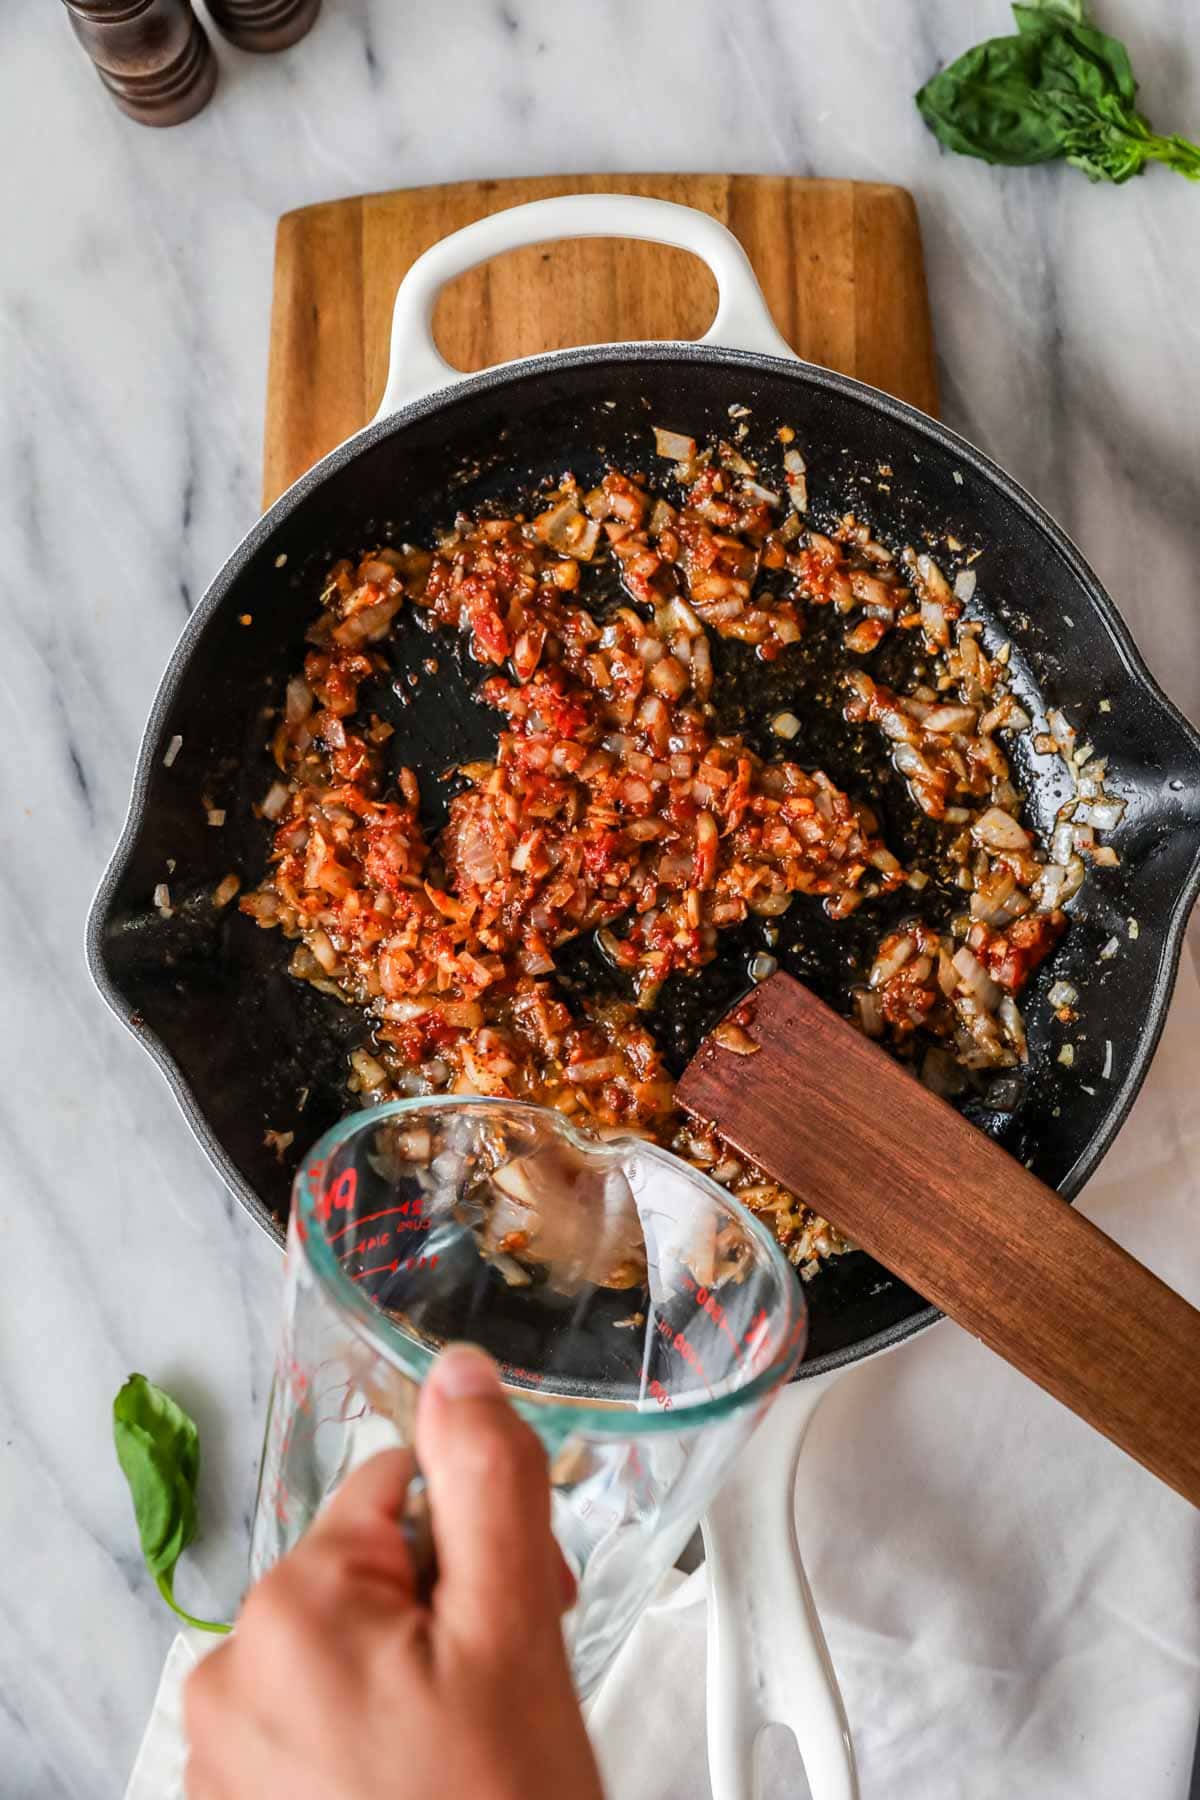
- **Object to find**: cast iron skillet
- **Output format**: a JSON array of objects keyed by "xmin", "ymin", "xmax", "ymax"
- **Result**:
[{"xmin": 87, "ymin": 197, "xmax": 1200, "ymax": 1380}]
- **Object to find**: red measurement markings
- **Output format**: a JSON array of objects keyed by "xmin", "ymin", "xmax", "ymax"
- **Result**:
[
  {"xmin": 742, "ymin": 1306, "xmax": 775, "ymax": 1375},
  {"xmin": 349, "ymin": 1251, "xmax": 440, "ymax": 1283},
  {"xmin": 678, "ymin": 1270, "xmax": 741, "ymax": 1356},
  {"xmin": 283, "ymin": 1356, "xmax": 311, "ymax": 1411},
  {"xmin": 648, "ymin": 1377, "xmax": 672, "ymax": 1410},
  {"xmin": 654, "ymin": 1312, "xmax": 710, "ymax": 1382},
  {"xmin": 326, "ymin": 1199, "xmax": 426, "ymax": 1245},
  {"xmin": 315, "ymin": 1167, "xmax": 357, "ymax": 1225},
  {"xmin": 499, "ymin": 1363, "xmax": 546, "ymax": 1386},
  {"xmin": 355, "ymin": 1232, "xmax": 394, "ymax": 1256}
]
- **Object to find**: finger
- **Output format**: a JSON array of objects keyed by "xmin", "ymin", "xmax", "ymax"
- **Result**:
[
  {"xmin": 293, "ymin": 1447, "xmax": 418, "ymax": 1598},
  {"xmin": 415, "ymin": 1345, "xmax": 562, "ymax": 1652},
  {"xmin": 305, "ymin": 1446, "xmax": 415, "ymax": 1543}
]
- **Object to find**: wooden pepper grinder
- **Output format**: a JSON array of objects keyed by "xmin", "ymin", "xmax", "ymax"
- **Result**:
[
  {"xmin": 205, "ymin": 0, "xmax": 321, "ymax": 53},
  {"xmin": 62, "ymin": 0, "xmax": 217, "ymax": 127}
]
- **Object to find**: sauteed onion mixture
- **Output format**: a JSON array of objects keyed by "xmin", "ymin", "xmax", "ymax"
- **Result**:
[{"xmin": 241, "ymin": 427, "xmax": 1122, "ymax": 1271}]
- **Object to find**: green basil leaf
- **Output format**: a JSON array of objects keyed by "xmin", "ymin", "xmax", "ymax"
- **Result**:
[
  {"xmin": 113, "ymin": 1374, "xmax": 199, "ymax": 1576},
  {"xmin": 113, "ymin": 1375, "xmax": 231, "ymax": 1635},
  {"xmin": 1014, "ymin": 0, "xmax": 1087, "ymax": 30},
  {"xmin": 916, "ymin": 6, "xmax": 1200, "ymax": 184},
  {"xmin": 916, "ymin": 36, "xmax": 1069, "ymax": 166},
  {"xmin": 1036, "ymin": 20, "xmax": 1139, "ymax": 107}
]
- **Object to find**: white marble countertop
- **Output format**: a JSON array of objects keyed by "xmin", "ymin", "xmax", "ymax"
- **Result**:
[{"xmin": 3, "ymin": 1, "xmax": 1199, "ymax": 1794}]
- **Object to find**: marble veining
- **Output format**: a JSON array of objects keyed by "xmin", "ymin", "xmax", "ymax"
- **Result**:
[{"xmin": 1, "ymin": 0, "xmax": 1198, "ymax": 1793}]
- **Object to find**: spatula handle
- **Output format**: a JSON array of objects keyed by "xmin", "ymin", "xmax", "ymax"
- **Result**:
[{"xmin": 677, "ymin": 973, "xmax": 1200, "ymax": 1507}]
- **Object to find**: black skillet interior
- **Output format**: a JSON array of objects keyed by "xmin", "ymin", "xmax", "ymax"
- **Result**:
[{"xmin": 89, "ymin": 347, "xmax": 1200, "ymax": 1376}]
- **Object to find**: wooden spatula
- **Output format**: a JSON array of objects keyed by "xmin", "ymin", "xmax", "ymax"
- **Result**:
[{"xmin": 677, "ymin": 971, "xmax": 1200, "ymax": 1506}]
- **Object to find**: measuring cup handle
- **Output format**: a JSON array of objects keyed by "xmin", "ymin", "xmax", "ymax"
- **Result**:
[
  {"xmin": 373, "ymin": 193, "xmax": 799, "ymax": 420},
  {"xmin": 702, "ymin": 1374, "xmax": 859, "ymax": 1800}
]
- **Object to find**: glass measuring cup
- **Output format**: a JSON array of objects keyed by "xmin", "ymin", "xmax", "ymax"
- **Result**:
[{"xmin": 251, "ymin": 1097, "xmax": 806, "ymax": 1695}]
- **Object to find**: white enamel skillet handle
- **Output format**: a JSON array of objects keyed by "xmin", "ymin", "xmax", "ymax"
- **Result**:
[
  {"xmin": 704, "ymin": 1374, "xmax": 858, "ymax": 1800},
  {"xmin": 373, "ymin": 191, "xmax": 797, "ymax": 418},
  {"xmin": 373, "ymin": 192, "xmax": 855, "ymax": 1800}
]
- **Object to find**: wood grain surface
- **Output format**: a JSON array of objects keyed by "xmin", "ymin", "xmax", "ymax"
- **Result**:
[
  {"xmin": 263, "ymin": 173, "xmax": 937, "ymax": 506},
  {"xmin": 677, "ymin": 973, "xmax": 1200, "ymax": 1507}
]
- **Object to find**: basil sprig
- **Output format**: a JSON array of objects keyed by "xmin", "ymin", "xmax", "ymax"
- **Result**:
[
  {"xmin": 113, "ymin": 1374, "xmax": 232, "ymax": 1635},
  {"xmin": 917, "ymin": 0, "xmax": 1200, "ymax": 184}
]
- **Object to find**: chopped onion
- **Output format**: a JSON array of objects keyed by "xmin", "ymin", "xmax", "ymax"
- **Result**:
[
  {"xmin": 870, "ymin": 935, "xmax": 913, "ymax": 987},
  {"xmin": 973, "ymin": 807, "xmax": 1032, "ymax": 852},
  {"xmin": 749, "ymin": 953, "xmax": 778, "ymax": 982},
  {"xmin": 998, "ymin": 996, "xmax": 1027, "ymax": 1061},
  {"xmin": 1099, "ymin": 936, "xmax": 1120, "ymax": 960},
  {"xmin": 919, "ymin": 598, "xmax": 947, "ymax": 648},
  {"xmin": 953, "ymin": 569, "xmax": 977, "ymax": 602},
  {"xmin": 772, "ymin": 712, "xmax": 801, "ymax": 740},
  {"xmin": 309, "ymin": 929, "xmax": 338, "ymax": 974},
  {"xmin": 719, "ymin": 442, "xmax": 756, "ymax": 475},
  {"xmin": 488, "ymin": 1252, "xmax": 533, "ymax": 1288},
  {"xmin": 262, "ymin": 781, "xmax": 290, "ymax": 821},
  {"xmin": 653, "ymin": 427, "xmax": 698, "ymax": 461},
  {"xmin": 397, "ymin": 1127, "xmax": 433, "ymax": 1163},
  {"xmin": 153, "ymin": 882, "xmax": 173, "ymax": 918},
  {"xmin": 1075, "ymin": 798, "xmax": 1126, "ymax": 832},
  {"xmin": 916, "ymin": 553, "xmax": 951, "ymax": 601},
  {"xmin": 1050, "ymin": 819, "xmax": 1076, "ymax": 866},
  {"xmin": 350, "ymin": 1048, "xmax": 389, "ymax": 1091},
  {"xmin": 1047, "ymin": 709, "xmax": 1076, "ymax": 753},
  {"xmin": 853, "ymin": 989, "xmax": 885, "ymax": 1038},
  {"xmin": 783, "ymin": 449, "xmax": 808, "ymax": 511},
  {"xmin": 207, "ymin": 807, "xmax": 226, "ymax": 828},
  {"xmin": 285, "ymin": 677, "xmax": 314, "ymax": 725},
  {"xmin": 535, "ymin": 499, "xmax": 600, "ymax": 559},
  {"xmin": 952, "ymin": 946, "xmax": 1002, "ymax": 1011},
  {"xmin": 567, "ymin": 1055, "xmax": 624, "ymax": 1085},
  {"xmin": 923, "ymin": 704, "xmax": 978, "ymax": 735},
  {"xmin": 1102, "ymin": 1040, "xmax": 1114, "ymax": 1080},
  {"xmin": 1057, "ymin": 1043, "xmax": 1075, "ymax": 1067},
  {"xmin": 213, "ymin": 873, "xmax": 241, "ymax": 909},
  {"xmin": 163, "ymin": 734, "xmax": 183, "ymax": 768},
  {"xmin": 1034, "ymin": 856, "xmax": 1085, "ymax": 911},
  {"xmin": 1127, "ymin": 917, "xmax": 1140, "ymax": 940},
  {"xmin": 743, "ymin": 481, "xmax": 782, "ymax": 506},
  {"xmin": 1048, "ymin": 980, "xmax": 1078, "ymax": 1009}
]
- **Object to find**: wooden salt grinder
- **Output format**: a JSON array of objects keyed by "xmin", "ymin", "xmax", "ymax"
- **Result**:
[
  {"xmin": 205, "ymin": 0, "xmax": 322, "ymax": 53},
  {"xmin": 62, "ymin": 0, "xmax": 217, "ymax": 127}
]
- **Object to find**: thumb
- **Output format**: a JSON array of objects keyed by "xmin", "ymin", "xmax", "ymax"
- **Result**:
[{"xmin": 416, "ymin": 1345, "xmax": 564, "ymax": 1657}]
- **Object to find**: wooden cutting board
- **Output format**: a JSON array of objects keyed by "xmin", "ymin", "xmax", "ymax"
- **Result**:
[{"xmin": 263, "ymin": 174, "xmax": 938, "ymax": 506}]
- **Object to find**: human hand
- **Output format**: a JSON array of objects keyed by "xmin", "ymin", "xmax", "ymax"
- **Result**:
[{"xmin": 184, "ymin": 1345, "xmax": 603, "ymax": 1800}]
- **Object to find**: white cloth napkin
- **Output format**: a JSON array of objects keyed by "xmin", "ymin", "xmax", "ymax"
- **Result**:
[{"xmin": 127, "ymin": 941, "xmax": 1200, "ymax": 1800}]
